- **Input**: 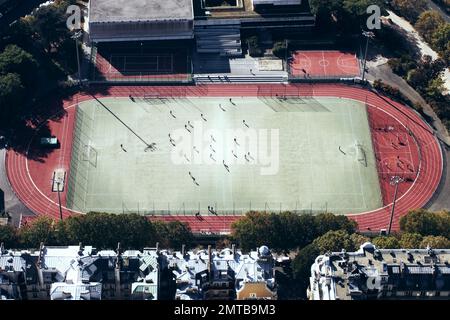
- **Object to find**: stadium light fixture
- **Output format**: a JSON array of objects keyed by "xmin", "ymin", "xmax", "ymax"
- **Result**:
[
  {"xmin": 361, "ymin": 31, "xmax": 375, "ymax": 83},
  {"xmin": 71, "ymin": 31, "xmax": 83, "ymax": 87},
  {"xmin": 51, "ymin": 176, "xmax": 64, "ymax": 221},
  {"xmin": 387, "ymin": 175, "xmax": 404, "ymax": 235}
]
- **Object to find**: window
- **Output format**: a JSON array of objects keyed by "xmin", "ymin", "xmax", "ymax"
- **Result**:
[{"xmin": 249, "ymin": 293, "xmax": 257, "ymax": 298}]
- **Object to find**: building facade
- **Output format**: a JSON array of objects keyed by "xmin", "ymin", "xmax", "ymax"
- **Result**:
[
  {"xmin": 308, "ymin": 242, "xmax": 450, "ymax": 300},
  {"xmin": 0, "ymin": 243, "xmax": 277, "ymax": 300}
]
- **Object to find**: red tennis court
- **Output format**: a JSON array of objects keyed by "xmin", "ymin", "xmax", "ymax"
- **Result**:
[{"xmin": 290, "ymin": 51, "xmax": 361, "ymax": 78}]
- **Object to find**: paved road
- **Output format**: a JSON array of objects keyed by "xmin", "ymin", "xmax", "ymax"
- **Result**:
[
  {"xmin": 0, "ymin": 149, "xmax": 34, "ymax": 226},
  {"xmin": 429, "ymin": 148, "xmax": 450, "ymax": 211},
  {"xmin": 426, "ymin": 0, "xmax": 450, "ymax": 22}
]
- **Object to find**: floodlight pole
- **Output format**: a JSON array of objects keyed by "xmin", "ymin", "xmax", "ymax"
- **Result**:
[
  {"xmin": 388, "ymin": 176, "xmax": 403, "ymax": 235},
  {"xmin": 51, "ymin": 177, "xmax": 64, "ymax": 221},
  {"xmin": 72, "ymin": 31, "xmax": 83, "ymax": 87},
  {"xmin": 57, "ymin": 181, "xmax": 63, "ymax": 221},
  {"xmin": 361, "ymin": 31, "xmax": 375, "ymax": 83}
]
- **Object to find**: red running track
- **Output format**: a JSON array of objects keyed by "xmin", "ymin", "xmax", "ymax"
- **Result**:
[{"xmin": 6, "ymin": 84, "xmax": 442, "ymax": 233}]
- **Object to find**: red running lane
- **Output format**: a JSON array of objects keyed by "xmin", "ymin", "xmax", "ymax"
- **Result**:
[{"xmin": 6, "ymin": 84, "xmax": 442, "ymax": 233}]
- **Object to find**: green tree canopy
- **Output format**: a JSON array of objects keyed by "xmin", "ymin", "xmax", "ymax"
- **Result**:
[
  {"xmin": 391, "ymin": 0, "xmax": 428, "ymax": 22},
  {"xmin": 115, "ymin": 214, "xmax": 157, "ymax": 249},
  {"xmin": 231, "ymin": 211, "xmax": 276, "ymax": 251},
  {"xmin": 19, "ymin": 216, "xmax": 57, "ymax": 248},
  {"xmin": 314, "ymin": 212, "xmax": 357, "ymax": 235},
  {"xmin": 231, "ymin": 211, "xmax": 357, "ymax": 251},
  {"xmin": 400, "ymin": 209, "xmax": 450, "ymax": 238},
  {"xmin": 372, "ymin": 236, "xmax": 400, "ymax": 249},
  {"xmin": 431, "ymin": 22, "xmax": 450, "ymax": 54},
  {"xmin": 0, "ymin": 225, "xmax": 18, "ymax": 248},
  {"xmin": 0, "ymin": 73, "xmax": 24, "ymax": 120},
  {"xmin": 63, "ymin": 213, "xmax": 122, "ymax": 249},
  {"xmin": 415, "ymin": 10, "xmax": 445, "ymax": 43},
  {"xmin": 31, "ymin": 3, "xmax": 71, "ymax": 51},
  {"xmin": 0, "ymin": 45, "xmax": 38, "ymax": 86},
  {"xmin": 309, "ymin": 0, "xmax": 385, "ymax": 31},
  {"xmin": 420, "ymin": 236, "xmax": 450, "ymax": 249},
  {"xmin": 309, "ymin": 0, "xmax": 342, "ymax": 15},
  {"xmin": 313, "ymin": 230, "xmax": 355, "ymax": 253},
  {"xmin": 350, "ymin": 233, "xmax": 370, "ymax": 249},
  {"xmin": 291, "ymin": 243, "xmax": 321, "ymax": 299},
  {"xmin": 62, "ymin": 212, "xmax": 159, "ymax": 249},
  {"xmin": 399, "ymin": 233, "xmax": 423, "ymax": 248},
  {"xmin": 154, "ymin": 221, "xmax": 194, "ymax": 250}
]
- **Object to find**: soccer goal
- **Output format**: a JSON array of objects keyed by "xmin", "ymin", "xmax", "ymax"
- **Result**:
[
  {"xmin": 355, "ymin": 142, "xmax": 367, "ymax": 167},
  {"xmin": 143, "ymin": 94, "xmax": 167, "ymax": 105},
  {"xmin": 82, "ymin": 144, "xmax": 98, "ymax": 168}
]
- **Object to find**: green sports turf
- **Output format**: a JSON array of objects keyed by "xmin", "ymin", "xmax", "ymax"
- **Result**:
[{"xmin": 66, "ymin": 96, "xmax": 382, "ymax": 215}]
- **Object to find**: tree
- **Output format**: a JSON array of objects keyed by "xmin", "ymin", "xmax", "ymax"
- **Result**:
[
  {"xmin": 232, "ymin": 212, "xmax": 358, "ymax": 251},
  {"xmin": 391, "ymin": 0, "xmax": 428, "ymax": 22},
  {"xmin": 399, "ymin": 233, "xmax": 423, "ymax": 248},
  {"xmin": 62, "ymin": 212, "xmax": 160, "ymax": 249},
  {"xmin": 0, "ymin": 45, "xmax": 38, "ymax": 86},
  {"xmin": 350, "ymin": 233, "xmax": 370, "ymax": 249},
  {"xmin": 407, "ymin": 68, "xmax": 429, "ymax": 89},
  {"xmin": 399, "ymin": 209, "xmax": 450, "ymax": 238},
  {"xmin": 0, "ymin": 73, "xmax": 25, "ymax": 121},
  {"xmin": 63, "ymin": 212, "xmax": 122, "ymax": 249},
  {"xmin": 313, "ymin": 230, "xmax": 355, "ymax": 253},
  {"xmin": 420, "ymin": 236, "xmax": 450, "ymax": 249},
  {"xmin": 291, "ymin": 243, "xmax": 321, "ymax": 299},
  {"xmin": 231, "ymin": 212, "xmax": 282, "ymax": 251},
  {"xmin": 343, "ymin": 0, "xmax": 385, "ymax": 16},
  {"xmin": 415, "ymin": 11, "xmax": 445, "ymax": 43},
  {"xmin": 426, "ymin": 77, "xmax": 446, "ymax": 98},
  {"xmin": 153, "ymin": 221, "xmax": 194, "ymax": 250},
  {"xmin": 372, "ymin": 236, "xmax": 400, "ymax": 249},
  {"xmin": 247, "ymin": 36, "xmax": 263, "ymax": 57},
  {"xmin": 272, "ymin": 41, "xmax": 287, "ymax": 59},
  {"xmin": 0, "ymin": 225, "xmax": 18, "ymax": 248},
  {"xmin": 31, "ymin": 3, "xmax": 71, "ymax": 52},
  {"xmin": 309, "ymin": 0, "xmax": 342, "ymax": 15},
  {"xmin": 310, "ymin": 0, "xmax": 385, "ymax": 31},
  {"xmin": 19, "ymin": 216, "xmax": 57, "ymax": 248},
  {"xmin": 432, "ymin": 22, "xmax": 450, "ymax": 53},
  {"xmin": 115, "ymin": 214, "xmax": 157, "ymax": 249},
  {"xmin": 278, "ymin": 212, "xmax": 317, "ymax": 250},
  {"xmin": 314, "ymin": 213, "xmax": 357, "ymax": 236}
]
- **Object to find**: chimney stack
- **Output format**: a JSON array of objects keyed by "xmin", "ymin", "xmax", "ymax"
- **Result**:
[
  {"xmin": 0, "ymin": 242, "xmax": 4, "ymax": 255},
  {"xmin": 182, "ymin": 244, "xmax": 186, "ymax": 256},
  {"xmin": 156, "ymin": 242, "xmax": 159, "ymax": 252},
  {"xmin": 232, "ymin": 244, "xmax": 236, "ymax": 256},
  {"xmin": 208, "ymin": 245, "xmax": 212, "ymax": 281}
]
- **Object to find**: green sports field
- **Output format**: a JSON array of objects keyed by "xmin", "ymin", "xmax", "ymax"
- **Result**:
[{"xmin": 66, "ymin": 96, "xmax": 382, "ymax": 215}]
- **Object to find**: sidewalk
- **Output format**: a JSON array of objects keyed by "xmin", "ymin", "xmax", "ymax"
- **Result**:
[
  {"xmin": 386, "ymin": 10, "xmax": 450, "ymax": 94},
  {"xmin": 0, "ymin": 149, "xmax": 34, "ymax": 226}
]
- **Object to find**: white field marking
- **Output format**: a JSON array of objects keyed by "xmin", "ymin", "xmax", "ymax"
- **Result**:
[
  {"xmin": 347, "ymin": 102, "xmax": 424, "ymax": 216},
  {"xmin": 336, "ymin": 54, "xmax": 360, "ymax": 74},
  {"xmin": 22, "ymin": 96, "xmax": 432, "ymax": 217},
  {"xmin": 24, "ymin": 102, "xmax": 83, "ymax": 214},
  {"xmin": 83, "ymin": 104, "xmax": 97, "ymax": 211},
  {"xmin": 348, "ymin": 105, "xmax": 368, "ymax": 209}
]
